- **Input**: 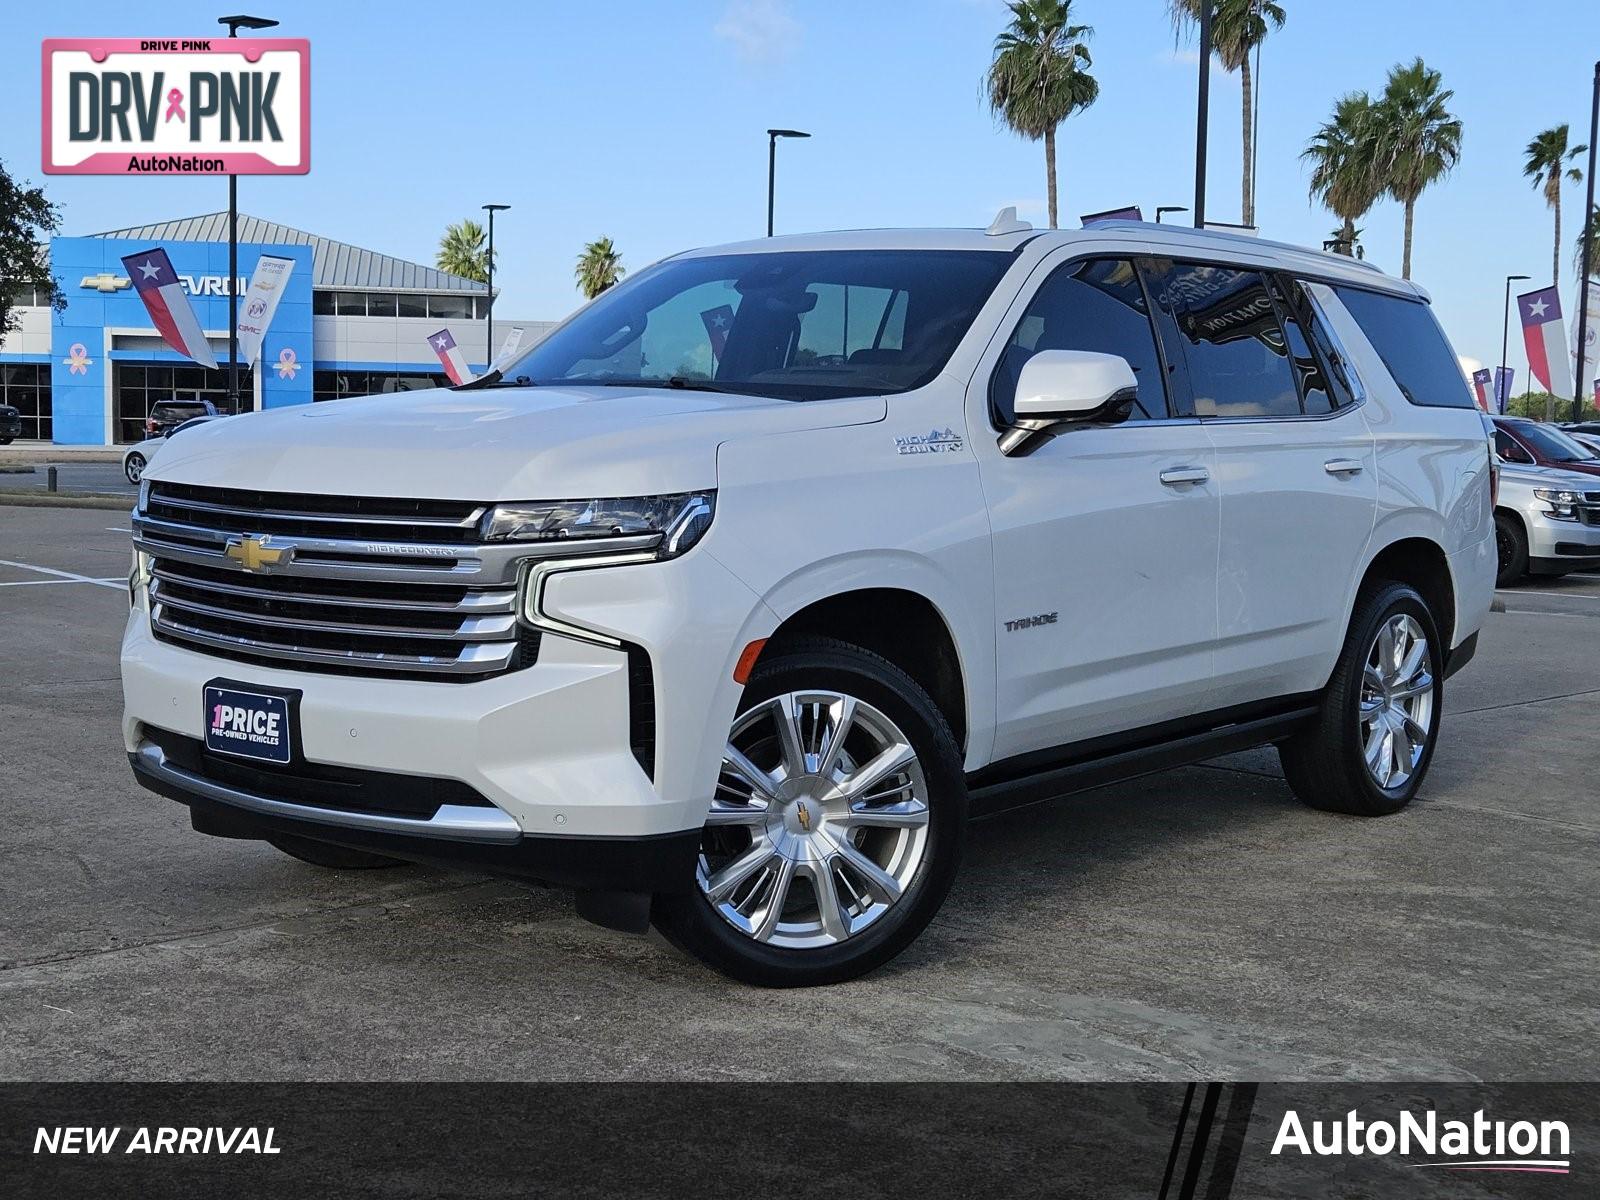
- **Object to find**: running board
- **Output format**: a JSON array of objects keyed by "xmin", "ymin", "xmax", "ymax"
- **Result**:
[{"xmin": 967, "ymin": 706, "xmax": 1319, "ymax": 820}]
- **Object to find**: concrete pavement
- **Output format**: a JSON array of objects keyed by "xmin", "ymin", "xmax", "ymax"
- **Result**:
[{"xmin": 2, "ymin": 505, "xmax": 1598, "ymax": 1081}]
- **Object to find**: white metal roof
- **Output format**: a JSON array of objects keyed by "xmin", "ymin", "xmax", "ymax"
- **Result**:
[
  {"xmin": 680, "ymin": 220, "xmax": 1418, "ymax": 297},
  {"xmin": 86, "ymin": 212, "xmax": 486, "ymax": 293}
]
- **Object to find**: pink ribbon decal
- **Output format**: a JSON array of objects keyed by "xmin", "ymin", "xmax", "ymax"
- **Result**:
[
  {"xmin": 64, "ymin": 343, "xmax": 92, "ymax": 375},
  {"xmin": 164, "ymin": 88, "xmax": 185, "ymax": 123},
  {"xmin": 275, "ymin": 347, "xmax": 300, "ymax": 380}
]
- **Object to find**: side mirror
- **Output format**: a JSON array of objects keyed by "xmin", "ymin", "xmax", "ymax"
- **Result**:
[{"xmin": 999, "ymin": 349, "xmax": 1141, "ymax": 456}]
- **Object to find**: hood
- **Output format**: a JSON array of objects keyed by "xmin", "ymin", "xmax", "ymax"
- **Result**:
[
  {"xmin": 147, "ymin": 385, "xmax": 886, "ymax": 500},
  {"xmin": 1499, "ymin": 463, "xmax": 1600, "ymax": 492}
]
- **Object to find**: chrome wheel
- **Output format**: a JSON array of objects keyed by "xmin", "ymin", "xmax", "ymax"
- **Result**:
[
  {"xmin": 1358, "ymin": 613, "xmax": 1435, "ymax": 790},
  {"xmin": 698, "ymin": 690, "xmax": 931, "ymax": 949}
]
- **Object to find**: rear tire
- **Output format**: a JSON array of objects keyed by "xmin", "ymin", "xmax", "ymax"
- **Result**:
[
  {"xmin": 653, "ymin": 636, "xmax": 966, "ymax": 987},
  {"xmin": 1494, "ymin": 511, "xmax": 1528, "ymax": 587},
  {"xmin": 124, "ymin": 453, "xmax": 146, "ymax": 485},
  {"xmin": 1279, "ymin": 582, "xmax": 1443, "ymax": 817},
  {"xmin": 267, "ymin": 834, "xmax": 407, "ymax": 870}
]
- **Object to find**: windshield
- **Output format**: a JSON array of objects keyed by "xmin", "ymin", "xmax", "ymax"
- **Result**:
[
  {"xmin": 498, "ymin": 249, "xmax": 1014, "ymax": 401},
  {"xmin": 1514, "ymin": 422, "xmax": 1599, "ymax": 462}
]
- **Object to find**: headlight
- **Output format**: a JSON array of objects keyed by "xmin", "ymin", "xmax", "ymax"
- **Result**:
[
  {"xmin": 1534, "ymin": 487, "xmax": 1582, "ymax": 520},
  {"xmin": 481, "ymin": 492, "xmax": 715, "ymax": 559},
  {"xmin": 128, "ymin": 548, "xmax": 151, "ymax": 608}
]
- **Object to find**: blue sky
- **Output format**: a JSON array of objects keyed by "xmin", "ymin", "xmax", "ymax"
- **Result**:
[{"xmin": 5, "ymin": 0, "xmax": 1597, "ymax": 385}]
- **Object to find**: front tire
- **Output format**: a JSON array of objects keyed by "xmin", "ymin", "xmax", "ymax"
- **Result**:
[
  {"xmin": 124, "ymin": 452, "xmax": 146, "ymax": 485},
  {"xmin": 1494, "ymin": 511, "xmax": 1528, "ymax": 587},
  {"xmin": 1279, "ymin": 582, "xmax": 1443, "ymax": 816},
  {"xmin": 653, "ymin": 636, "xmax": 966, "ymax": 987}
]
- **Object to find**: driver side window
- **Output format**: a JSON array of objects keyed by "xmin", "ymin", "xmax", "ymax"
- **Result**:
[
  {"xmin": 990, "ymin": 258, "xmax": 1170, "ymax": 424},
  {"xmin": 1495, "ymin": 430, "xmax": 1533, "ymax": 464}
]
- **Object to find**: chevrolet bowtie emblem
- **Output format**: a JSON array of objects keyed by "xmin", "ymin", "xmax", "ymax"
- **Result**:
[
  {"xmin": 224, "ymin": 535, "xmax": 292, "ymax": 573},
  {"xmin": 80, "ymin": 272, "xmax": 132, "ymax": 293},
  {"xmin": 796, "ymin": 801, "xmax": 811, "ymax": 832}
]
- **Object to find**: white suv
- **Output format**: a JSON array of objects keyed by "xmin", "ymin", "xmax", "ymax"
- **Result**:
[{"xmin": 122, "ymin": 218, "xmax": 1496, "ymax": 986}]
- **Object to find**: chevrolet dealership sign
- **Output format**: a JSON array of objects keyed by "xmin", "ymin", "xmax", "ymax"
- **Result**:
[{"xmin": 42, "ymin": 38, "xmax": 309, "ymax": 175}]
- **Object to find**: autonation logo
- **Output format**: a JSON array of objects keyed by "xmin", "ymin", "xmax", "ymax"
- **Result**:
[{"xmin": 1272, "ymin": 1107, "xmax": 1571, "ymax": 1175}]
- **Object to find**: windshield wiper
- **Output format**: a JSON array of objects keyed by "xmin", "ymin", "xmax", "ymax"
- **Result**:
[
  {"xmin": 663, "ymin": 376, "xmax": 744, "ymax": 394},
  {"xmin": 453, "ymin": 369, "xmax": 537, "ymax": 390}
]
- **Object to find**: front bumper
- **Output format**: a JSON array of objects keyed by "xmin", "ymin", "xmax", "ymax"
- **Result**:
[
  {"xmin": 0, "ymin": 417, "xmax": 21, "ymax": 438},
  {"xmin": 128, "ymin": 739, "xmax": 699, "ymax": 893},
  {"xmin": 1523, "ymin": 507, "xmax": 1600, "ymax": 571}
]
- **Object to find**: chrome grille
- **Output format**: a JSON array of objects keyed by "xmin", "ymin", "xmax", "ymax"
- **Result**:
[{"xmin": 135, "ymin": 483, "xmax": 535, "ymax": 681}]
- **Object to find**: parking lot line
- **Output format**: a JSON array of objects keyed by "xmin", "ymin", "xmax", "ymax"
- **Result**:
[
  {"xmin": 1499, "ymin": 589, "xmax": 1600, "ymax": 602},
  {"xmin": 0, "ymin": 559, "xmax": 127, "ymax": 591}
]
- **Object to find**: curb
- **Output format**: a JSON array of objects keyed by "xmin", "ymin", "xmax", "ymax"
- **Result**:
[{"xmin": 0, "ymin": 489, "xmax": 134, "ymax": 511}]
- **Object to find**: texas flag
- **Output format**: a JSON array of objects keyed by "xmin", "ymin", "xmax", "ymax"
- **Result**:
[
  {"xmin": 700, "ymin": 304, "xmax": 735, "ymax": 360},
  {"xmin": 1470, "ymin": 367, "xmax": 1493, "ymax": 412},
  {"xmin": 121, "ymin": 248, "xmax": 217, "ymax": 369},
  {"xmin": 1518, "ymin": 285, "xmax": 1574, "ymax": 399},
  {"xmin": 428, "ymin": 328, "xmax": 474, "ymax": 386}
]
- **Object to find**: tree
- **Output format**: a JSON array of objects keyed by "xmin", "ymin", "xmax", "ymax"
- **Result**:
[
  {"xmin": 1169, "ymin": 0, "xmax": 1286, "ymax": 227},
  {"xmin": 1524, "ymin": 124, "xmax": 1587, "ymax": 286},
  {"xmin": 575, "ymin": 237, "xmax": 624, "ymax": 300},
  {"xmin": 436, "ymin": 219, "xmax": 489, "ymax": 283},
  {"xmin": 985, "ymin": 0, "xmax": 1098, "ymax": 229},
  {"xmin": 1578, "ymin": 205, "xmax": 1599, "ymax": 280},
  {"xmin": 1370, "ymin": 58, "xmax": 1461, "ymax": 280},
  {"xmin": 0, "ymin": 158, "xmax": 64, "ymax": 339},
  {"xmin": 1303, "ymin": 93, "xmax": 1381, "ymax": 258}
]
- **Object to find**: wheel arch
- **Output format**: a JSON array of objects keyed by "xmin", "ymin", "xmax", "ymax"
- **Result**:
[
  {"xmin": 1356, "ymin": 535, "xmax": 1457, "ymax": 652},
  {"xmin": 759, "ymin": 586, "xmax": 971, "ymax": 754}
]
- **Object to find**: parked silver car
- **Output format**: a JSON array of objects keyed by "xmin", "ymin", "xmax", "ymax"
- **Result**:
[{"xmin": 1494, "ymin": 462, "xmax": 1600, "ymax": 585}]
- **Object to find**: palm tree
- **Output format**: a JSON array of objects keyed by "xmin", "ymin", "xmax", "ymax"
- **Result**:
[
  {"xmin": 1303, "ymin": 92, "xmax": 1381, "ymax": 258},
  {"xmin": 1370, "ymin": 58, "xmax": 1462, "ymax": 280},
  {"xmin": 1169, "ymin": 0, "xmax": 1286, "ymax": 227},
  {"xmin": 575, "ymin": 237, "xmax": 624, "ymax": 300},
  {"xmin": 985, "ymin": 0, "xmax": 1098, "ymax": 229},
  {"xmin": 436, "ymin": 219, "xmax": 489, "ymax": 283},
  {"xmin": 1524, "ymin": 124, "xmax": 1587, "ymax": 286},
  {"xmin": 1578, "ymin": 205, "xmax": 1599, "ymax": 281}
]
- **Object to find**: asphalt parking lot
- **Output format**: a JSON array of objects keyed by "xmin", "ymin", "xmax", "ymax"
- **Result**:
[{"xmin": 3, "ymin": 503, "xmax": 1598, "ymax": 1082}]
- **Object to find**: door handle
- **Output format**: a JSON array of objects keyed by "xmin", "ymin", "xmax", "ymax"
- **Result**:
[
  {"xmin": 1324, "ymin": 458, "xmax": 1365, "ymax": 475},
  {"xmin": 1159, "ymin": 467, "xmax": 1210, "ymax": 486}
]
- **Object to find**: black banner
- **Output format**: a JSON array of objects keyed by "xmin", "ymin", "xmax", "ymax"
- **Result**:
[{"xmin": 3, "ymin": 1083, "xmax": 1593, "ymax": 1197}]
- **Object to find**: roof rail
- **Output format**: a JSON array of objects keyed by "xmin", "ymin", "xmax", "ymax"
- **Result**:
[{"xmin": 1081, "ymin": 219, "xmax": 1387, "ymax": 273}]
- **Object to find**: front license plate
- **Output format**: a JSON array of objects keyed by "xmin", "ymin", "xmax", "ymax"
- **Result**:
[{"xmin": 204, "ymin": 683, "xmax": 294, "ymax": 764}]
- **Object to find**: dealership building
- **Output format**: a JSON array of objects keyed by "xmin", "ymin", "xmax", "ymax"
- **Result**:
[{"xmin": 0, "ymin": 213, "xmax": 556, "ymax": 444}]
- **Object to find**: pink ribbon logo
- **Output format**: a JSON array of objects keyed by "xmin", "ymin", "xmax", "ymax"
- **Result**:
[
  {"xmin": 164, "ymin": 88, "xmax": 185, "ymax": 123},
  {"xmin": 63, "ymin": 343, "xmax": 92, "ymax": 375},
  {"xmin": 275, "ymin": 347, "xmax": 300, "ymax": 380}
]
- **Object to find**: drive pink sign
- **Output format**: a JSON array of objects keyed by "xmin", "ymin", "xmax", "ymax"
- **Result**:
[{"xmin": 42, "ymin": 38, "xmax": 309, "ymax": 175}]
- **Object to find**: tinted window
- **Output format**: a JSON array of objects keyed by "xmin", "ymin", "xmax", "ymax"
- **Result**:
[
  {"xmin": 991, "ymin": 258, "xmax": 1168, "ymax": 423},
  {"xmin": 1494, "ymin": 430, "xmax": 1534, "ymax": 464},
  {"xmin": 1333, "ymin": 286, "xmax": 1474, "ymax": 408},
  {"xmin": 1275, "ymin": 277, "xmax": 1358, "ymax": 412},
  {"xmin": 1144, "ymin": 261, "xmax": 1299, "ymax": 418},
  {"xmin": 505, "ymin": 249, "xmax": 1012, "ymax": 401},
  {"xmin": 428, "ymin": 294, "xmax": 473, "ymax": 320},
  {"xmin": 1507, "ymin": 421, "xmax": 1599, "ymax": 463}
]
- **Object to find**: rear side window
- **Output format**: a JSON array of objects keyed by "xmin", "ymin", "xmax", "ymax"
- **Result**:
[
  {"xmin": 1141, "ymin": 261, "xmax": 1300, "ymax": 419},
  {"xmin": 1333, "ymin": 286, "xmax": 1474, "ymax": 409}
]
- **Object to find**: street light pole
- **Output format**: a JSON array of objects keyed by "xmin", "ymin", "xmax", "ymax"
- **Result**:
[
  {"xmin": 482, "ymin": 203, "xmax": 509, "ymax": 369},
  {"xmin": 766, "ymin": 129, "xmax": 810, "ymax": 237},
  {"xmin": 1574, "ymin": 61, "xmax": 1599, "ymax": 422},
  {"xmin": 1156, "ymin": 206, "xmax": 1188, "ymax": 224},
  {"xmin": 217, "ymin": 13, "xmax": 278, "ymax": 414},
  {"xmin": 1502, "ymin": 274, "xmax": 1531, "ymax": 412},
  {"xmin": 1193, "ymin": 2, "xmax": 1212, "ymax": 228}
]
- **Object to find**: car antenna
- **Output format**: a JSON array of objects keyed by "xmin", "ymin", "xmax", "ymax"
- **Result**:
[{"xmin": 986, "ymin": 206, "xmax": 1032, "ymax": 236}]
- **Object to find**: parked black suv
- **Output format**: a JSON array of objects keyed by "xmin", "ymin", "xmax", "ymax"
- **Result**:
[{"xmin": 0, "ymin": 402, "xmax": 21, "ymax": 444}]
